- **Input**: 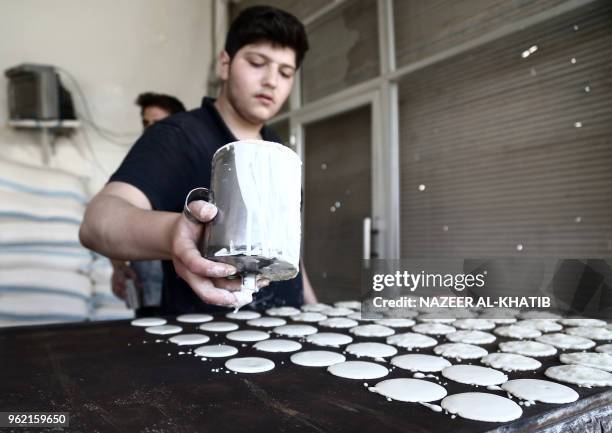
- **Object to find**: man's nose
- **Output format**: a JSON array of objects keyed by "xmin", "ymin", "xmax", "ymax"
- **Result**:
[{"xmin": 262, "ymin": 66, "xmax": 278, "ymax": 89}]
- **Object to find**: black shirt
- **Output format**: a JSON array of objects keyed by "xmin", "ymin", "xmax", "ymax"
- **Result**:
[{"xmin": 109, "ymin": 97, "xmax": 303, "ymax": 314}]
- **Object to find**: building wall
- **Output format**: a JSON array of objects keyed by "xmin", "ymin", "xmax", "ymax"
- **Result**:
[{"xmin": 0, "ymin": 0, "xmax": 214, "ymax": 193}]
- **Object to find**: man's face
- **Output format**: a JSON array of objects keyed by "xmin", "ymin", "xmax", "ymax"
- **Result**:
[
  {"xmin": 221, "ymin": 42, "xmax": 296, "ymax": 124},
  {"xmin": 142, "ymin": 106, "xmax": 171, "ymax": 130}
]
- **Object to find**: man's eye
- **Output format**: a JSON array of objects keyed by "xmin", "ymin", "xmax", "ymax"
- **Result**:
[
  {"xmin": 281, "ymin": 71, "xmax": 294, "ymax": 79},
  {"xmin": 249, "ymin": 61, "xmax": 264, "ymax": 67}
]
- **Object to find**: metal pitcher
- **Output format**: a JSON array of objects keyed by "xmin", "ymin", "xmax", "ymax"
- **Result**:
[{"xmin": 184, "ymin": 140, "xmax": 302, "ymax": 282}]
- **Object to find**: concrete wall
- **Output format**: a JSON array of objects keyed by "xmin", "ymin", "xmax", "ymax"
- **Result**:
[{"xmin": 0, "ymin": 0, "xmax": 214, "ymax": 193}]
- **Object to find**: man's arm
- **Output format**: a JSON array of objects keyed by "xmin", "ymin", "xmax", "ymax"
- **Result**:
[
  {"xmin": 80, "ymin": 181, "xmax": 266, "ymax": 306},
  {"xmin": 80, "ymin": 182, "xmax": 176, "ymax": 260}
]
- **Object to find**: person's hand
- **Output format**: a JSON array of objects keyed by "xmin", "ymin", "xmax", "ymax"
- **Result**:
[
  {"xmin": 111, "ymin": 260, "xmax": 140, "ymax": 300},
  {"xmin": 172, "ymin": 200, "xmax": 269, "ymax": 307}
]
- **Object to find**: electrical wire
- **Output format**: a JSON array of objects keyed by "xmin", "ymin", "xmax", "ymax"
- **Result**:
[
  {"xmin": 52, "ymin": 66, "xmax": 138, "ymax": 177},
  {"xmin": 55, "ymin": 66, "xmax": 139, "ymax": 147},
  {"xmin": 74, "ymin": 125, "xmax": 110, "ymax": 177}
]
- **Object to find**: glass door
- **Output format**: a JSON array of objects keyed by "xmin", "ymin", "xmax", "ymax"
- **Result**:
[{"xmin": 300, "ymin": 104, "xmax": 374, "ymax": 303}]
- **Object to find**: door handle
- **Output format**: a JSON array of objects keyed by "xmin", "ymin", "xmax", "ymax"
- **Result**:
[{"xmin": 363, "ymin": 217, "xmax": 372, "ymax": 260}]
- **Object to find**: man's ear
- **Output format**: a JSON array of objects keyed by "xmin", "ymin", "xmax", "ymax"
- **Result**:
[{"xmin": 217, "ymin": 51, "xmax": 231, "ymax": 81}]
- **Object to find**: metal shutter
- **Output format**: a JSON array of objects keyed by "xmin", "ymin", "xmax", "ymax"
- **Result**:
[{"xmin": 399, "ymin": 0, "xmax": 612, "ymax": 258}]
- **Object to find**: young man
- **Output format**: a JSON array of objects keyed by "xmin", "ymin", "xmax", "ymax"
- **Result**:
[
  {"xmin": 136, "ymin": 92, "xmax": 186, "ymax": 129},
  {"xmin": 111, "ymin": 92, "xmax": 186, "ymax": 316},
  {"xmin": 80, "ymin": 6, "xmax": 316, "ymax": 314}
]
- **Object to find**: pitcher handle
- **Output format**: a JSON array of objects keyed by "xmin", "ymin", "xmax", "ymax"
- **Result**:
[{"xmin": 183, "ymin": 187, "xmax": 213, "ymax": 224}]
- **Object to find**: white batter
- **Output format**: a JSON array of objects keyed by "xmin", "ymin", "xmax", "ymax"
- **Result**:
[
  {"xmin": 481, "ymin": 353, "xmax": 542, "ymax": 371},
  {"xmin": 266, "ymin": 306, "xmax": 301, "ymax": 317},
  {"xmin": 516, "ymin": 319, "xmax": 562, "ymax": 333},
  {"xmin": 345, "ymin": 342, "xmax": 398, "ymax": 359},
  {"xmin": 290, "ymin": 312, "xmax": 327, "ymax": 322},
  {"xmin": 168, "ymin": 334, "xmax": 210, "ymax": 345},
  {"xmin": 420, "ymin": 402, "xmax": 443, "ymax": 412},
  {"xmin": 194, "ymin": 344, "xmax": 238, "ymax": 358},
  {"xmin": 441, "ymin": 365, "xmax": 508, "ymax": 386},
  {"xmin": 176, "ymin": 314, "xmax": 213, "ymax": 323},
  {"xmin": 596, "ymin": 344, "xmax": 612, "ymax": 355},
  {"xmin": 144, "ymin": 325, "xmax": 182, "ymax": 335},
  {"xmin": 290, "ymin": 350, "xmax": 346, "ymax": 367},
  {"xmin": 384, "ymin": 309, "xmax": 419, "ymax": 319},
  {"xmin": 225, "ymin": 357, "xmax": 275, "ymax": 373},
  {"xmin": 374, "ymin": 318, "xmax": 416, "ymax": 328},
  {"xmin": 501, "ymin": 379, "xmax": 579, "ymax": 404},
  {"xmin": 536, "ymin": 333, "xmax": 595, "ymax": 350},
  {"xmin": 545, "ymin": 364, "xmax": 612, "ymax": 387},
  {"xmin": 232, "ymin": 289, "xmax": 255, "ymax": 311},
  {"xmin": 349, "ymin": 324, "xmax": 395, "ymax": 338},
  {"xmin": 319, "ymin": 317, "xmax": 359, "ymax": 328},
  {"xmin": 321, "ymin": 307, "xmax": 354, "ymax": 317},
  {"xmin": 306, "ymin": 332, "xmax": 353, "ymax": 347},
  {"xmin": 494, "ymin": 325, "xmax": 542, "ymax": 339},
  {"xmin": 131, "ymin": 317, "xmax": 166, "ymax": 327},
  {"xmin": 226, "ymin": 330, "xmax": 270, "ymax": 342},
  {"xmin": 386, "ymin": 332, "xmax": 437, "ymax": 350},
  {"xmin": 480, "ymin": 317, "xmax": 517, "ymax": 324},
  {"xmin": 412, "ymin": 372, "xmax": 437, "ymax": 379},
  {"xmin": 560, "ymin": 352, "xmax": 612, "ymax": 372},
  {"xmin": 391, "ymin": 354, "xmax": 451, "ymax": 372},
  {"xmin": 498, "ymin": 340, "xmax": 557, "ymax": 357},
  {"xmin": 434, "ymin": 343, "xmax": 488, "ymax": 360},
  {"xmin": 560, "ymin": 318, "xmax": 607, "ymax": 327},
  {"xmin": 452, "ymin": 319, "xmax": 495, "ymax": 331},
  {"xmin": 334, "ymin": 301, "xmax": 361, "ymax": 310},
  {"xmin": 417, "ymin": 314, "xmax": 456, "ymax": 324},
  {"xmin": 253, "ymin": 339, "xmax": 302, "ymax": 353},
  {"xmin": 327, "ymin": 361, "xmax": 389, "ymax": 379},
  {"xmin": 565, "ymin": 326, "xmax": 612, "ymax": 341},
  {"xmin": 226, "ymin": 311, "xmax": 261, "ymax": 320},
  {"xmin": 246, "ymin": 317, "xmax": 286, "ymax": 328},
  {"xmin": 441, "ymin": 392, "xmax": 522, "ymax": 422},
  {"xmin": 347, "ymin": 312, "xmax": 382, "ymax": 321},
  {"xmin": 199, "ymin": 321, "xmax": 239, "ymax": 332},
  {"xmin": 412, "ymin": 323, "xmax": 456, "ymax": 335},
  {"xmin": 451, "ymin": 308, "xmax": 477, "ymax": 319},
  {"xmin": 369, "ymin": 378, "xmax": 447, "ymax": 403},
  {"xmin": 301, "ymin": 303, "xmax": 331, "ymax": 312},
  {"xmin": 446, "ymin": 330, "xmax": 496, "ymax": 345},
  {"xmin": 273, "ymin": 324, "xmax": 318, "ymax": 337}
]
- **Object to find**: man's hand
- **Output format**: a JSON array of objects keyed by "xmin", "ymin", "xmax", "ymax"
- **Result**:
[
  {"xmin": 80, "ymin": 182, "xmax": 270, "ymax": 308},
  {"xmin": 110, "ymin": 260, "xmax": 140, "ymax": 300},
  {"xmin": 172, "ymin": 200, "xmax": 269, "ymax": 307}
]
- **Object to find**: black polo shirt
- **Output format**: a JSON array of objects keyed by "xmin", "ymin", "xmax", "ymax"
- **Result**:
[{"xmin": 109, "ymin": 97, "xmax": 303, "ymax": 314}]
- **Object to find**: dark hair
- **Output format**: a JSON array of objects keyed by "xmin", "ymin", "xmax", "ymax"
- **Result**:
[
  {"xmin": 135, "ymin": 92, "xmax": 186, "ymax": 116},
  {"xmin": 225, "ymin": 6, "xmax": 309, "ymax": 68}
]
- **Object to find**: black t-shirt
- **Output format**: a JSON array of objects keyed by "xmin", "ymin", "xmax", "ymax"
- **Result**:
[{"xmin": 109, "ymin": 97, "xmax": 303, "ymax": 314}]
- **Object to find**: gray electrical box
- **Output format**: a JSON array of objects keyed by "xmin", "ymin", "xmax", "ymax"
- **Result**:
[{"xmin": 5, "ymin": 63, "xmax": 75, "ymax": 120}]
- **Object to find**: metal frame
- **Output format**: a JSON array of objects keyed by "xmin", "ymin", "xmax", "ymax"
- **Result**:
[
  {"xmin": 290, "ymin": 91, "xmax": 381, "ymax": 259},
  {"xmin": 303, "ymin": 0, "xmax": 347, "ymax": 26},
  {"xmin": 376, "ymin": 0, "xmax": 400, "ymax": 259},
  {"xmin": 263, "ymin": 0, "xmax": 596, "ymax": 260}
]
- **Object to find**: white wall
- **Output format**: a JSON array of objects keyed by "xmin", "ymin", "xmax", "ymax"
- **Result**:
[{"xmin": 0, "ymin": 0, "xmax": 214, "ymax": 193}]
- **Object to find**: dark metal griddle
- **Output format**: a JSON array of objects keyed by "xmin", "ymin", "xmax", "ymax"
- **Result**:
[{"xmin": 0, "ymin": 317, "xmax": 611, "ymax": 433}]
